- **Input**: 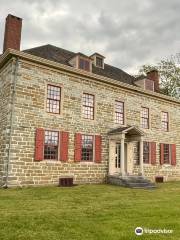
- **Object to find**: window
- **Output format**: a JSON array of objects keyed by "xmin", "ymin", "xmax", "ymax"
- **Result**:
[
  {"xmin": 141, "ymin": 107, "xmax": 149, "ymax": 129},
  {"xmin": 163, "ymin": 144, "xmax": 170, "ymax": 164},
  {"xmin": 162, "ymin": 112, "xmax": 169, "ymax": 131},
  {"xmin": 82, "ymin": 93, "xmax": 94, "ymax": 120},
  {"xmin": 81, "ymin": 135, "xmax": 94, "ymax": 161},
  {"xmin": 143, "ymin": 142, "xmax": 150, "ymax": 163},
  {"xmin": 79, "ymin": 58, "xmax": 90, "ymax": 71},
  {"xmin": 46, "ymin": 85, "xmax": 61, "ymax": 114},
  {"xmin": 44, "ymin": 130, "xmax": 59, "ymax": 160},
  {"xmin": 96, "ymin": 57, "xmax": 103, "ymax": 68},
  {"xmin": 115, "ymin": 101, "xmax": 124, "ymax": 124},
  {"xmin": 115, "ymin": 143, "xmax": 121, "ymax": 168}
]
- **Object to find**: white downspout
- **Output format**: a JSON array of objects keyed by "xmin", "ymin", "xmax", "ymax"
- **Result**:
[{"xmin": 1, "ymin": 57, "xmax": 19, "ymax": 188}]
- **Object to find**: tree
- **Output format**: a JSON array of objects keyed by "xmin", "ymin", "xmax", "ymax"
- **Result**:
[{"xmin": 138, "ymin": 58, "xmax": 180, "ymax": 99}]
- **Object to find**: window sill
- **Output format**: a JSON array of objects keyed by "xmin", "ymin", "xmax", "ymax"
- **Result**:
[
  {"xmin": 114, "ymin": 123, "xmax": 126, "ymax": 127},
  {"xmin": 45, "ymin": 112, "xmax": 63, "ymax": 118},
  {"xmin": 38, "ymin": 160, "xmax": 98, "ymax": 164},
  {"xmin": 41, "ymin": 160, "xmax": 70, "ymax": 164},
  {"xmin": 140, "ymin": 127, "xmax": 150, "ymax": 130},
  {"xmin": 80, "ymin": 161, "xmax": 95, "ymax": 164},
  {"xmin": 43, "ymin": 159, "xmax": 59, "ymax": 162},
  {"xmin": 82, "ymin": 117, "xmax": 96, "ymax": 122}
]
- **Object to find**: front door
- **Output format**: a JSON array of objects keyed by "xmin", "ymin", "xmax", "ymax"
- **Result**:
[
  {"xmin": 114, "ymin": 142, "xmax": 128, "ymax": 175},
  {"xmin": 109, "ymin": 141, "xmax": 129, "ymax": 175}
]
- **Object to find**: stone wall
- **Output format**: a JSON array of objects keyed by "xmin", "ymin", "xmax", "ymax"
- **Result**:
[
  {"xmin": 0, "ymin": 60, "xmax": 15, "ymax": 186},
  {"xmin": 3, "ymin": 59, "xmax": 180, "ymax": 186}
]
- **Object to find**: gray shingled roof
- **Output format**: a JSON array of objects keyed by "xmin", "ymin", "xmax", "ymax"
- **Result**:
[{"xmin": 23, "ymin": 44, "xmax": 136, "ymax": 86}]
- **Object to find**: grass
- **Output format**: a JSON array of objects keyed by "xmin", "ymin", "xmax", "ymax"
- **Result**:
[{"xmin": 0, "ymin": 182, "xmax": 180, "ymax": 240}]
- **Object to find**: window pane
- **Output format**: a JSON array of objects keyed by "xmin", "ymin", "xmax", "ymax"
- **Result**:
[
  {"xmin": 79, "ymin": 59, "xmax": 84, "ymax": 69},
  {"xmin": 164, "ymin": 144, "xmax": 170, "ymax": 164},
  {"xmin": 115, "ymin": 144, "xmax": 121, "ymax": 168},
  {"xmin": 162, "ymin": 112, "xmax": 169, "ymax": 131},
  {"xmin": 143, "ymin": 142, "xmax": 149, "ymax": 163},
  {"xmin": 83, "ymin": 93, "xmax": 94, "ymax": 119},
  {"xmin": 115, "ymin": 101, "xmax": 124, "ymax": 124},
  {"xmin": 162, "ymin": 112, "xmax": 168, "ymax": 121},
  {"xmin": 96, "ymin": 57, "xmax": 103, "ymax": 68},
  {"xmin": 44, "ymin": 131, "xmax": 59, "ymax": 160},
  {"xmin": 81, "ymin": 135, "xmax": 93, "ymax": 161},
  {"xmin": 79, "ymin": 58, "xmax": 90, "ymax": 71},
  {"xmin": 84, "ymin": 60, "xmax": 90, "ymax": 71},
  {"xmin": 141, "ymin": 107, "xmax": 149, "ymax": 129},
  {"xmin": 47, "ymin": 85, "xmax": 61, "ymax": 113}
]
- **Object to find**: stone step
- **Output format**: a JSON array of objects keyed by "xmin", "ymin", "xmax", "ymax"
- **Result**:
[
  {"xmin": 128, "ymin": 184, "xmax": 156, "ymax": 189},
  {"xmin": 107, "ymin": 175, "xmax": 156, "ymax": 189},
  {"xmin": 125, "ymin": 182, "xmax": 156, "ymax": 188},
  {"xmin": 121, "ymin": 178, "xmax": 151, "ymax": 184},
  {"xmin": 127, "ymin": 184, "xmax": 157, "ymax": 189}
]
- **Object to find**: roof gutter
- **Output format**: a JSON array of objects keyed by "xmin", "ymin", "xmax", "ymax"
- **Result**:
[{"xmin": 0, "ymin": 48, "xmax": 180, "ymax": 105}]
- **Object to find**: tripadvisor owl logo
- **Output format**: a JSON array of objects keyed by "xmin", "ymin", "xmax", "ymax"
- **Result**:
[{"xmin": 135, "ymin": 227, "xmax": 143, "ymax": 236}]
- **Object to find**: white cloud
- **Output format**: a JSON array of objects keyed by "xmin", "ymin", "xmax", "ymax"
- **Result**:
[{"xmin": 0, "ymin": 0, "xmax": 180, "ymax": 74}]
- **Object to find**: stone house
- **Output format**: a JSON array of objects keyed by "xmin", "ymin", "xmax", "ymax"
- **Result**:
[{"xmin": 0, "ymin": 14, "xmax": 180, "ymax": 187}]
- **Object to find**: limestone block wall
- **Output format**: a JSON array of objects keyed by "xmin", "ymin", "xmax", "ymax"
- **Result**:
[{"xmin": 3, "ymin": 59, "xmax": 180, "ymax": 186}]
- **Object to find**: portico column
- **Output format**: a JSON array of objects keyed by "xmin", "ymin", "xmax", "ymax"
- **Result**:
[
  {"xmin": 120, "ymin": 134, "xmax": 125, "ymax": 176},
  {"xmin": 139, "ymin": 137, "xmax": 144, "ymax": 176}
]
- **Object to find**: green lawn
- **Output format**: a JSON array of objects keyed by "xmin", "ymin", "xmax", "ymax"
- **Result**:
[{"xmin": 0, "ymin": 182, "xmax": 180, "ymax": 240}]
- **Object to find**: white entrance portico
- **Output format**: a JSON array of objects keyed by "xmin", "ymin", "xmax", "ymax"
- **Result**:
[{"xmin": 108, "ymin": 126, "xmax": 145, "ymax": 176}]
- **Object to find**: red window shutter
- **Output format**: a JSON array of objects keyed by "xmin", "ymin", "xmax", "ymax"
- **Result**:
[
  {"xmin": 35, "ymin": 128, "xmax": 44, "ymax": 161},
  {"xmin": 171, "ymin": 144, "xmax": 176, "ymax": 166},
  {"xmin": 74, "ymin": 133, "xmax": 82, "ymax": 162},
  {"xmin": 160, "ymin": 143, "xmax": 164, "ymax": 165},
  {"xmin": 95, "ymin": 135, "xmax": 102, "ymax": 163},
  {"xmin": 150, "ymin": 142, "xmax": 156, "ymax": 165},
  {"xmin": 60, "ymin": 131, "xmax": 69, "ymax": 162}
]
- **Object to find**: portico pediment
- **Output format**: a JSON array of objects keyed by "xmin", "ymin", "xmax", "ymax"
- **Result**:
[{"xmin": 108, "ymin": 125, "xmax": 145, "ymax": 137}]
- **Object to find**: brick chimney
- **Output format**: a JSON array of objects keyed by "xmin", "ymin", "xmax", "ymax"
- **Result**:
[
  {"xmin": 3, "ymin": 14, "xmax": 22, "ymax": 53},
  {"xmin": 146, "ymin": 70, "xmax": 159, "ymax": 92}
]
